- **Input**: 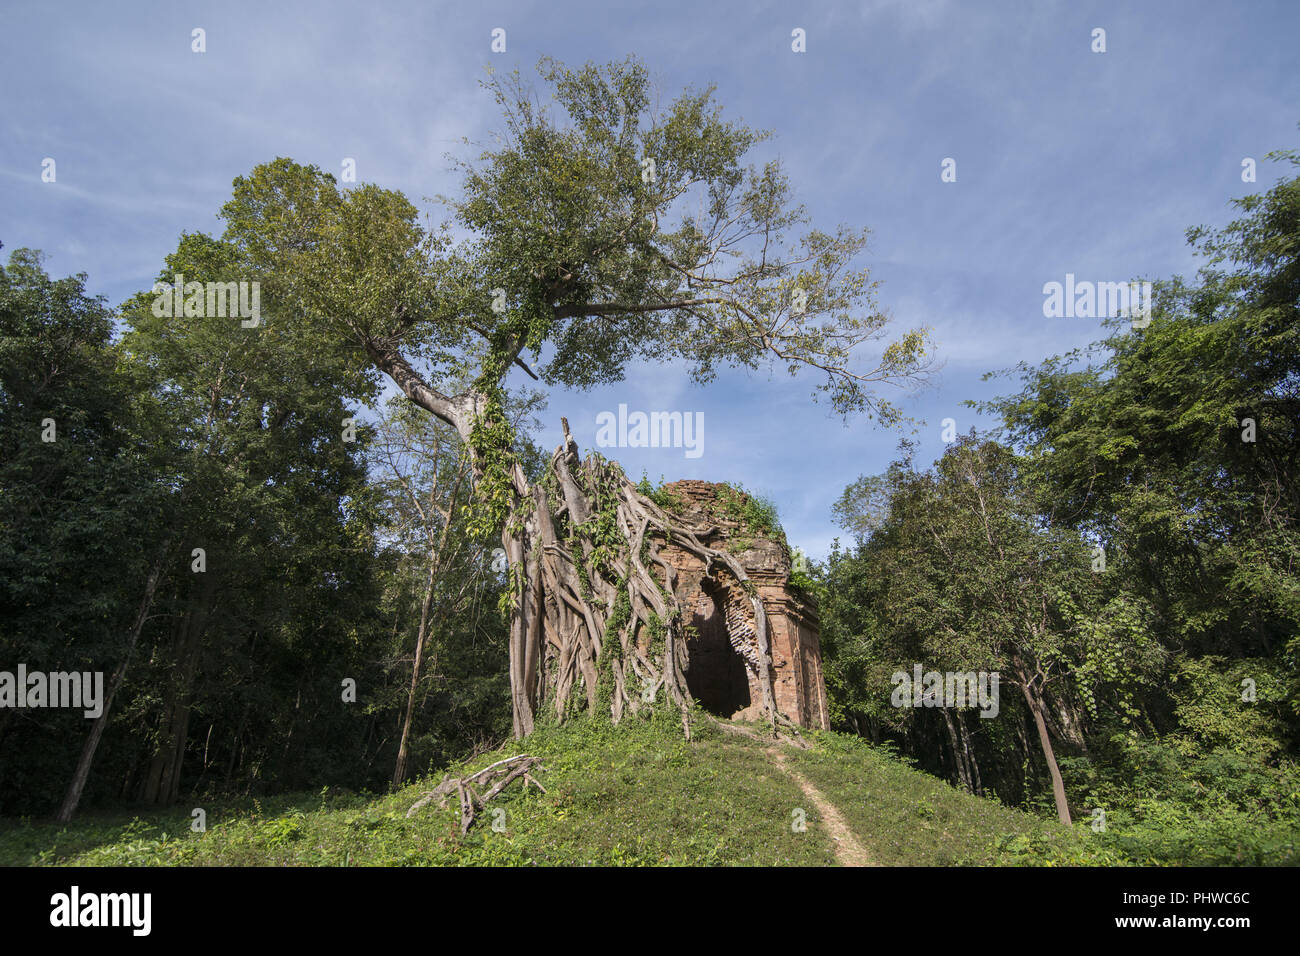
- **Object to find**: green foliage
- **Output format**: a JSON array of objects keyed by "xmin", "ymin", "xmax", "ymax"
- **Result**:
[
  {"xmin": 0, "ymin": 249, "xmax": 164, "ymax": 812},
  {"xmin": 715, "ymin": 482, "xmax": 782, "ymax": 540},
  {"xmin": 465, "ymin": 393, "xmax": 517, "ymax": 539},
  {"xmin": 635, "ymin": 472, "xmax": 685, "ymax": 513},
  {"xmin": 817, "ymin": 151, "xmax": 1300, "ymax": 860},
  {"xmin": 0, "ymin": 242, "xmax": 511, "ymax": 815},
  {"xmin": 367, "ymin": 396, "xmax": 517, "ymax": 781},
  {"xmin": 571, "ymin": 462, "xmax": 625, "ymax": 577},
  {"xmin": 788, "ymin": 565, "xmax": 817, "ymax": 595}
]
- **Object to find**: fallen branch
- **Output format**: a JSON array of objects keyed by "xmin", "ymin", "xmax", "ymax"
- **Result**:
[{"xmin": 406, "ymin": 754, "xmax": 546, "ymax": 833}]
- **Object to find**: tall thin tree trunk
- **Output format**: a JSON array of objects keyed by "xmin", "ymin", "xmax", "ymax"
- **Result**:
[
  {"xmin": 958, "ymin": 712, "xmax": 983, "ymax": 795},
  {"xmin": 223, "ymin": 706, "xmax": 248, "ymax": 791},
  {"xmin": 393, "ymin": 560, "xmax": 438, "ymax": 787},
  {"xmin": 941, "ymin": 708, "xmax": 972, "ymax": 791},
  {"xmin": 506, "ymin": 523, "xmax": 536, "ymax": 738},
  {"xmin": 1020, "ymin": 681, "xmax": 1071, "ymax": 825},
  {"xmin": 57, "ymin": 535, "xmax": 172, "ymax": 822},
  {"xmin": 141, "ymin": 612, "xmax": 187, "ymax": 803},
  {"xmin": 142, "ymin": 576, "xmax": 213, "ymax": 804}
]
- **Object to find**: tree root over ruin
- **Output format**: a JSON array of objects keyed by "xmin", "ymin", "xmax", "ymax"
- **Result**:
[
  {"xmin": 406, "ymin": 754, "xmax": 547, "ymax": 833},
  {"xmin": 501, "ymin": 418, "xmax": 802, "ymax": 740}
]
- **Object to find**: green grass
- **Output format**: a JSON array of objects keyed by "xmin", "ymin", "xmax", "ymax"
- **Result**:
[
  {"xmin": 783, "ymin": 731, "xmax": 1075, "ymax": 865},
  {"xmin": 2, "ymin": 713, "xmax": 1096, "ymax": 867}
]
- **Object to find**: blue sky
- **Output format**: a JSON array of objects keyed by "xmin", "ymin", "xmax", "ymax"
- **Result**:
[{"xmin": 2, "ymin": 0, "xmax": 1297, "ymax": 559}]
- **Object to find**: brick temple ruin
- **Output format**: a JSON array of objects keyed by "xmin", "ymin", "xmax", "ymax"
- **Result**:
[{"xmin": 659, "ymin": 480, "xmax": 830, "ymax": 730}]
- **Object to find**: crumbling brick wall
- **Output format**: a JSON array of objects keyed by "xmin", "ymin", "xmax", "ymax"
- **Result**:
[{"xmin": 659, "ymin": 480, "xmax": 830, "ymax": 730}]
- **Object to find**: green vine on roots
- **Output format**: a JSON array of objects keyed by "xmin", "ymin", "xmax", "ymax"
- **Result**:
[
  {"xmin": 596, "ymin": 576, "xmax": 632, "ymax": 710},
  {"xmin": 573, "ymin": 461, "xmax": 623, "ymax": 577},
  {"xmin": 644, "ymin": 613, "xmax": 667, "ymax": 675},
  {"xmin": 497, "ymin": 562, "xmax": 525, "ymax": 618},
  {"xmin": 636, "ymin": 472, "xmax": 686, "ymax": 514}
]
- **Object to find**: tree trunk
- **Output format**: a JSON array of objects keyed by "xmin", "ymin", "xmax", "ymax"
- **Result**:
[
  {"xmin": 394, "ymin": 559, "xmax": 438, "ymax": 787},
  {"xmin": 223, "ymin": 706, "xmax": 248, "ymax": 791},
  {"xmin": 57, "ymin": 535, "xmax": 172, "ymax": 822},
  {"xmin": 1019, "ymin": 680, "xmax": 1071, "ymax": 825},
  {"xmin": 958, "ymin": 712, "xmax": 983, "ymax": 795},
  {"xmin": 142, "ymin": 575, "xmax": 213, "ymax": 804},
  {"xmin": 941, "ymin": 708, "xmax": 972, "ymax": 791}
]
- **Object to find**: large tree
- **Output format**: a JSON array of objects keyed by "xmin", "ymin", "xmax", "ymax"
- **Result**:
[
  {"xmin": 829, "ymin": 437, "xmax": 1160, "ymax": 824},
  {"xmin": 213, "ymin": 57, "xmax": 933, "ymax": 737},
  {"xmin": 982, "ymin": 149, "xmax": 1300, "ymax": 715},
  {"xmin": 0, "ymin": 249, "xmax": 163, "ymax": 815},
  {"xmin": 52, "ymin": 229, "xmax": 384, "ymax": 820}
]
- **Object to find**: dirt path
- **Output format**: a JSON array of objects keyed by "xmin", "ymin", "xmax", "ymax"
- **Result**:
[{"xmin": 768, "ymin": 747, "xmax": 874, "ymax": 867}]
